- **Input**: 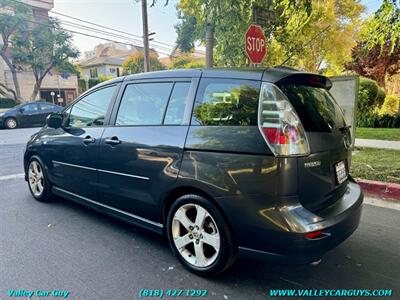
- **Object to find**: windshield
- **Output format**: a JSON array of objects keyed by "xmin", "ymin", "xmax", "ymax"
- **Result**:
[
  {"xmin": 279, "ymin": 84, "xmax": 346, "ymax": 133},
  {"xmin": 12, "ymin": 104, "xmax": 24, "ymax": 109}
]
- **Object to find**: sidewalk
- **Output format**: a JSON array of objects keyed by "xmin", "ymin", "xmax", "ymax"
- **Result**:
[{"xmin": 355, "ymin": 138, "xmax": 400, "ymax": 150}]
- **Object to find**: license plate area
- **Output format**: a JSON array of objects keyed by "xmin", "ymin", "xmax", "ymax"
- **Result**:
[{"xmin": 335, "ymin": 160, "xmax": 348, "ymax": 184}]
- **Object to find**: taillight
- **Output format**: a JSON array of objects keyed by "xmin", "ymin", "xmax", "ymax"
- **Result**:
[{"xmin": 258, "ymin": 82, "xmax": 310, "ymax": 156}]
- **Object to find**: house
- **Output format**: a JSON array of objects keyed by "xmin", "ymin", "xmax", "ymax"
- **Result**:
[
  {"xmin": 0, "ymin": 0, "xmax": 79, "ymax": 105},
  {"xmin": 77, "ymin": 43, "xmax": 146, "ymax": 80}
]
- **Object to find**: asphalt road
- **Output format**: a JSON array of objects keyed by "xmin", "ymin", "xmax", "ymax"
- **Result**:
[{"xmin": 0, "ymin": 128, "xmax": 399, "ymax": 300}]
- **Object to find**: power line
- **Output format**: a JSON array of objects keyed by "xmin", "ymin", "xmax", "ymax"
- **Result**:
[
  {"xmin": 59, "ymin": 19, "xmax": 175, "ymax": 52},
  {"xmin": 0, "ymin": 6, "xmax": 173, "ymax": 56},
  {"xmin": 13, "ymin": 0, "xmax": 205, "ymax": 56},
  {"xmin": 14, "ymin": 0, "xmax": 173, "ymax": 49}
]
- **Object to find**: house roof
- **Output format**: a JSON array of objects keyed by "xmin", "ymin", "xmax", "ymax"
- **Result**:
[{"xmin": 78, "ymin": 56, "xmax": 126, "ymax": 68}]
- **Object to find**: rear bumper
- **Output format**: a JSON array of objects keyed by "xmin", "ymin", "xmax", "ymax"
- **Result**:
[{"xmin": 220, "ymin": 181, "xmax": 363, "ymax": 264}]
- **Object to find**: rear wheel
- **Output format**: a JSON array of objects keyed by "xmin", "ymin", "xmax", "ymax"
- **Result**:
[
  {"xmin": 167, "ymin": 194, "xmax": 237, "ymax": 276},
  {"xmin": 5, "ymin": 117, "xmax": 17, "ymax": 129},
  {"xmin": 27, "ymin": 156, "xmax": 53, "ymax": 202}
]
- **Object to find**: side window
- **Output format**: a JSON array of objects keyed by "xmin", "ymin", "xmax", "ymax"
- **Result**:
[
  {"xmin": 192, "ymin": 79, "xmax": 261, "ymax": 126},
  {"xmin": 39, "ymin": 103, "xmax": 54, "ymax": 110},
  {"xmin": 116, "ymin": 82, "xmax": 173, "ymax": 126},
  {"xmin": 164, "ymin": 82, "xmax": 191, "ymax": 125},
  {"xmin": 68, "ymin": 85, "xmax": 116, "ymax": 128},
  {"xmin": 22, "ymin": 103, "xmax": 39, "ymax": 112}
]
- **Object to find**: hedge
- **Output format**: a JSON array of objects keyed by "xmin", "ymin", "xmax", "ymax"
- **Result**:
[
  {"xmin": 357, "ymin": 78, "xmax": 385, "ymax": 114},
  {"xmin": 357, "ymin": 112, "xmax": 400, "ymax": 128},
  {"xmin": 0, "ymin": 98, "xmax": 18, "ymax": 108},
  {"xmin": 88, "ymin": 79, "xmax": 99, "ymax": 88},
  {"xmin": 78, "ymin": 79, "xmax": 86, "ymax": 94}
]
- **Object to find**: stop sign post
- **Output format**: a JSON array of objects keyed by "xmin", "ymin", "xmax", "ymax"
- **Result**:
[{"xmin": 245, "ymin": 24, "xmax": 267, "ymax": 64}]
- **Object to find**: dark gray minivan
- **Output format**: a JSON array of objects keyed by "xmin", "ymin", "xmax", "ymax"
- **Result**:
[{"xmin": 24, "ymin": 67, "xmax": 363, "ymax": 276}]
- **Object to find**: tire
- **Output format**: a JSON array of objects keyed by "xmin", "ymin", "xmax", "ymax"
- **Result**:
[
  {"xmin": 5, "ymin": 117, "xmax": 17, "ymax": 129},
  {"xmin": 167, "ymin": 194, "xmax": 237, "ymax": 276},
  {"xmin": 27, "ymin": 156, "xmax": 53, "ymax": 202}
]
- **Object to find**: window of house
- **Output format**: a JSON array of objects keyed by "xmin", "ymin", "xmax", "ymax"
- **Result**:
[
  {"xmin": 116, "ymin": 82, "xmax": 173, "ymax": 126},
  {"xmin": 68, "ymin": 85, "xmax": 116, "ymax": 127},
  {"xmin": 89, "ymin": 68, "xmax": 98, "ymax": 78},
  {"xmin": 191, "ymin": 78, "xmax": 261, "ymax": 126}
]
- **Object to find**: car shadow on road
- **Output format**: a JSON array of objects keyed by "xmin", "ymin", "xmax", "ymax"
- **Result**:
[{"xmin": 47, "ymin": 196, "xmax": 399, "ymax": 298}]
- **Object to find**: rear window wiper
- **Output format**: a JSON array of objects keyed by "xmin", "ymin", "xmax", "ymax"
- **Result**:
[{"xmin": 339, "ymin": 125, "xmax": 351, "ymax": 132}]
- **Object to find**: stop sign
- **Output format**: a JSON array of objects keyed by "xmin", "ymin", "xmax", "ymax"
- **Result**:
[{"xmin": 245, "ymin": 24, "xmax": 267, "ymax": 64}]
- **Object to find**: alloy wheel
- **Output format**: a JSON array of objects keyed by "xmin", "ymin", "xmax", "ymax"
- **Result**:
[
  {"xmin": 28, "ymin": 160, "xmax": 44, "ymax": 197},
  {"xmin": 172, "ymin": 203, "xmax": 221, "ymax": 268},
  {"xmin": 6, "ymin": 118, "xmax": 17, "ymax": 129}
]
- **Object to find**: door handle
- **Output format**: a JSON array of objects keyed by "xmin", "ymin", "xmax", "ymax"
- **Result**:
[
  {"xmin": 83, "ymin": 136, "xmax": 96, "ymax": 144},
  {"xmin": 105, "ymin": 136, "xmax": 121, "ymax": 145}
]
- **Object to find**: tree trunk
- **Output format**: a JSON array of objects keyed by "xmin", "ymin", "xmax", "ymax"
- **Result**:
[
  {"xmin": 0, "ymin": 53, "xmax": 22, "ymax": 101},
  {"xmin": 30, "ymin": 81, "xmax": 41, "ymax": 101},
  {"xmin": 0, "ymin": 82, "xmax": 17, "ymax": 99},
  {"xmin": 206, "ymin": 23, "xmax": 214, "ymax": 68},
  {"xmin": 31, "ymin": 66, "xmax": 53, "ymax": 101}
]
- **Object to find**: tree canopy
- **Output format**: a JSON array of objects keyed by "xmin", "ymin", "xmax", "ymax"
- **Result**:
[
  {"xmin": 169, "ymin": 54, "xmax": 205, "ymax": 69},
  {"xmin": 174, "ymin": 0, "xmax": 364, "ymax": 74},
  {"xmin": 361, "ymin": 0, "xmax": 400, "ymax": 52},
  {"xmin": 345, "ymin": 1, "xmax": 400, "ymax": 87},
  {"xmin": 0, "ymin": 1, "xmax": 79, "ymax": 100},
  {"xmin": 0, "ymin": 0, "xmax": 31, "ymax": 100},
  {"xmin": 346, "ymin": 41, "xmax": 400, "ymax": 87},
  {"xmin": 122, "ymin": 52, "xmax": 164, "ymax": 75},
  {"xmin": 12, "ymin": 18, "xmax": 79, "ymax": 100}
]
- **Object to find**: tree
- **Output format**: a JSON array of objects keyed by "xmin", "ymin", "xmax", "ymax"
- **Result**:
[
  {"xmin": 345, "ymin": 1, "xmax": 400, "ymax": 87},
  {"xmin": 0, "ymin": 0, "xmax": 31, "ymax": 100},
  {"xmin": 12, "ymin": 18, "xmax": 79, "ymax": 100},
  {"xmin": 122, "ymin": 52, "xmax": 164, "ymax": 75},
  {"xmin": 169, "ymin": 54, "xmax": 205, "ymax": 69},
  {"xmin": 362, "ymin": 0, "xmax": 399, "ymax": 53},
  {"xmin": 174, "ymin": 0, "xmax": 313, "ymax": 67},
  {"xmin": 279, "ymin": 0, "xmax": 364, "ymax": 74},
  {"xmin": 379, "ymin": 95, "xmax": 400, "ymax": 115},
  {"xmin": 346, "ymin": 41, "xmax": 400, "ymax": 87},
  {"xmin": 174, "ymin": 0, "xmax": 364, "ymax": 73}
]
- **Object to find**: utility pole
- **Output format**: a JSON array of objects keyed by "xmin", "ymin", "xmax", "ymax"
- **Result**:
[
  {"xmin": 141, "ymin": 0, "xmax": 150, "ymax": 72},
  {"xmin": 205, "ymin": 23, "xmax": 214, "ymax": 68}
]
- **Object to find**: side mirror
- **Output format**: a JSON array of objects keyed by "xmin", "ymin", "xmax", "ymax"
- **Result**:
[{"xmin": 46, "ymin": 113, "xmax": 64, "ymax": 129}]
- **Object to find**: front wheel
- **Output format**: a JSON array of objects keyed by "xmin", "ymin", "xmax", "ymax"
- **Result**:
[
  {"xmin": 27, "ymin": 156, "xmax": 53, "ymax": 202},
  {"xmin": 167, "ymin": 194, "xmax": 237, "ymax": 276},
  {"xmin": 5, "ymin": 117, "xmax": 17, "ymax": 129}
]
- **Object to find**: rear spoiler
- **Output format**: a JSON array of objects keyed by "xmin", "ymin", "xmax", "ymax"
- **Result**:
[
  {"xmin": 262, "ymin": 67, "xmax": 332, "ymax": 89},
  {"xmin": 277, "ymin": 74, "xmax": 332, "ymax": 90}
]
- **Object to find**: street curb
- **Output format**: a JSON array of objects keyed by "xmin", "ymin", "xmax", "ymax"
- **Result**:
[{"xmin": 356, "ymin": 179, "xmax": 400, "ymax": 201}]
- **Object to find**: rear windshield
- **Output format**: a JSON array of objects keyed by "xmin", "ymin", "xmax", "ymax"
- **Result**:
[{"xmin": 279, "ymin": 84, "xmax": 346, "ymax": 132}]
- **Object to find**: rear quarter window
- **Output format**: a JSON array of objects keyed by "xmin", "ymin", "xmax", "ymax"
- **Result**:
[{"xmin": 191, "ymin": 78, "xmax": 260, "ymax": 126}]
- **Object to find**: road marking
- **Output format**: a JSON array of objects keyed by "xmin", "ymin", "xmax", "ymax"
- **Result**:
[
  {"xmin": 364, "ymin": 196, "xmax": 400, "ymax": 211},
  {"xmin": 0, "ymin": 173, "xmax": 25, "ymax": 181}
]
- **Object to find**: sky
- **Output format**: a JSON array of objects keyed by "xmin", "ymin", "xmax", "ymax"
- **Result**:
[{"xmin": 52, "ymin": 0, "xmax": 383, "ymax": 58}]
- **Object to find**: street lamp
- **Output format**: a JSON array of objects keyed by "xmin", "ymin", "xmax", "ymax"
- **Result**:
[{"xmin": 50, "ymin": 91, "xmax": 55, "ymax": 104}]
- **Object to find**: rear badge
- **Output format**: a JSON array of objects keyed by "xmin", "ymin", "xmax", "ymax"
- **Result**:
[{"xmin": 304, "ymin": 161, "xmax": 321, "ymax": 168}]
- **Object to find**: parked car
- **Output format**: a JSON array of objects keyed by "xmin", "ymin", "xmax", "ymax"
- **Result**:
[
  {"xmin": 24, "ymin": 68, "xmax": 363, "ymax": 276},
  {"xmin": 0, "ymin": 102, "xmax": 63, "ymax": 129}
]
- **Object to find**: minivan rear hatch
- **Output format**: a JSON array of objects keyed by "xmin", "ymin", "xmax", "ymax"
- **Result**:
[{"xmin": 278, "ymin": 75, "xmax": 351, "ymax": 212}]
